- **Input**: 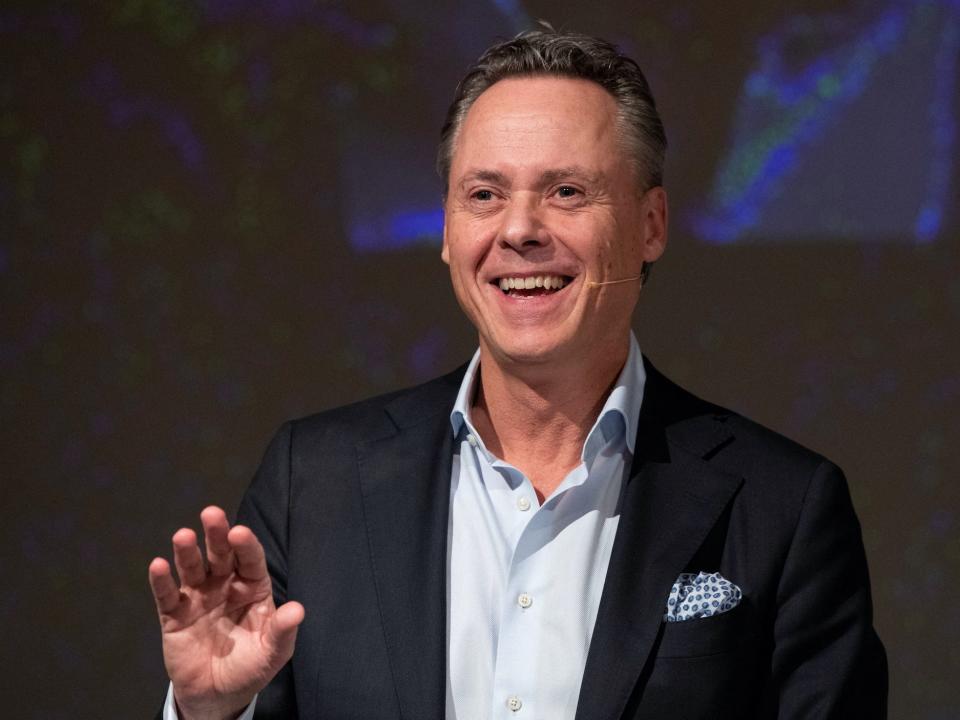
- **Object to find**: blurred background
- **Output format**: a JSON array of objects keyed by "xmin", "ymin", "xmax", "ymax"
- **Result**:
[{"xmin": 1, "ymin": 0, "xmax": 957, "ymax": 716}]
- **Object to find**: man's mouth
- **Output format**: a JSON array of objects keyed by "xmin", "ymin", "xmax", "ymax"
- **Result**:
[{"xmin": 495, "ymin": 275, "xmax": 573, "ymax": 297}]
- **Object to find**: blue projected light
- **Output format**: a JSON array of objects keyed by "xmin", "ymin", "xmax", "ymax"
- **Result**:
[
  {"xmin": 341, "ymin": 1, "xmax": 957, "ymax": 252},
  {"xmin": 350, "ymin": 208, "xmax": 445, "ymax": 251},
  {"xmin": 692, "ymin": 0, "xmax": 959, "ymax": 244}
]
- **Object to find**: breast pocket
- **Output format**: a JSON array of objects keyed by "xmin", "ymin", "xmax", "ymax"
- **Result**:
[{"xmin": 655, "ymin": 601, "xmax": 752, "ymax": 659}]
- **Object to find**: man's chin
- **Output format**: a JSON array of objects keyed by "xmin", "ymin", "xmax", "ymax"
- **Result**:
[{"xmin": 479, "ymin": 334, "xmax": 578, "ymax": 370}]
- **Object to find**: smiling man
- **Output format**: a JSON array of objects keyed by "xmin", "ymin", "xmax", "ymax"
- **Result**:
[
  {"xmin": 150, "ymin": 30, "xmax": 886, "ymax": 720},
  {"xmin": 439, "ymin": 73, "xmax": 666, "ymax": 502}
]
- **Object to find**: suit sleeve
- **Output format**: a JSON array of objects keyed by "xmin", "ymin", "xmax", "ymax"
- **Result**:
[
  {"xmin": 236, "ymin": 422, "xmax": 299, "ymax": 719},
  {"xmin": 765, "ymin": 460, "xmax": 888, "ymax": 719}
]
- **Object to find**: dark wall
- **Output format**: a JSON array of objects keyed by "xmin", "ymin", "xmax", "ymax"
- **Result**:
[{"xmin": 2, "ymin": 1, "xmax": 957, "ymax": 717}]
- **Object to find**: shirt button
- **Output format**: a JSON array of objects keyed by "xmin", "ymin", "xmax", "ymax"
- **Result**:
[
  {"xmin": 517, "ymin": 592, "xmax": 533, "ymax": 609},
  {"xmin": 517, "ymin": 496, "xmax": 531, "ymax": 511},
  {"xmin": 506, "ymin": 695, "xmax": 523, "ymax": 712},
  {"xmin": 466, "ymin": 434, "xmax": 477, "ymax": 447}
]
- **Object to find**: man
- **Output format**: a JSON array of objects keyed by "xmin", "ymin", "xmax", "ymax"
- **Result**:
[{"xmin": 149, "ymin": 30, "xmax": 887, "ymax": 719}]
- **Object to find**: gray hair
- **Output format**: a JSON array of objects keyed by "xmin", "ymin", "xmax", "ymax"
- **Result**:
[{"xmin": 437, "ymin": 28, "xmax": 667, "ymax": 195}]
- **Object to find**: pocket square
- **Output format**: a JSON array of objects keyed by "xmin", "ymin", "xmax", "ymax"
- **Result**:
[{"xmin": 664, "ymin": 571, "xmax": 742, "ymax": 622}]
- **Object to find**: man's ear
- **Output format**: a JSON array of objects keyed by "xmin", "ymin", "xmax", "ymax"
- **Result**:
[
  {"xmin": 441, "ymin": 213, "xmax": 450, "ymax": 265},
  {"xmin": 640, "ymin": 186, "xmax": 668, "ymax": 264}
]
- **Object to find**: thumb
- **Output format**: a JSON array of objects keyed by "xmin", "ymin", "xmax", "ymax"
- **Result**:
[{"xmin": 262, "ymin": 600, "xmax": 305, "ymax": 666}]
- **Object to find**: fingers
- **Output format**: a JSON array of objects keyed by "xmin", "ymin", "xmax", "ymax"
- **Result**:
[
  {"xmin": 262, "ymin": 601, "xmax": 305, "ymax": 664},
  {"xmin": 172, "ymin": 528, "xmax": 207, "ymax": 587},
  {"xmin": 148, "ymin": 557, "xmax": 182, "ymax": 615},
  {"xmin": 229, "ymin": 525, "xmax": 268, "ymax": 582},
  {"xmin": 201, "ymin": 506, "xmax": 234, "ymax": 577},
  {"xmin": 160, "ymin": 507, "xmax": 266, "ymax": 591}
]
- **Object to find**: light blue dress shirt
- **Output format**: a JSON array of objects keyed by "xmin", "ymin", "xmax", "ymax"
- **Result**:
[
  {"xmin": 165, "ymin": 333, "xmax": 645, "ymax": 720},
  {"xmin": 446, "ymin": 333, "xmax": 645, "ymax": 720}
]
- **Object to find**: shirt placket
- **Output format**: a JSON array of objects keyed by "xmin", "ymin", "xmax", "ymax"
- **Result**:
[{"xmin": 486, "ymin": 463, "xmax": 589, "ymax": 719}]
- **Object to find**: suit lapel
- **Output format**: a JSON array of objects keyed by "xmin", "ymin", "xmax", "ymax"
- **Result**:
[
  {"xmin": 355, "ymin": 373, "xmax": 461, "ymax": 720},
  {"xmin": 575, "ymin": 361, "xmax": 744, "ymax": 720}
]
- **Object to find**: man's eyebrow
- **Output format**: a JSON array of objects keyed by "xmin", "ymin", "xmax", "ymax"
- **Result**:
[
  {"xmin": 457, "ymin": 170, "xmax": 509, "ymax": 189},
  {"xmin": 539, "ymin": 166, "xmax": 604, "ymax": 185}
]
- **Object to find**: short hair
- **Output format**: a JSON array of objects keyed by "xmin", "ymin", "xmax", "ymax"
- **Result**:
[{"xmin": 437, "ymin": 28, "xmax": 667, "ymax": 195}]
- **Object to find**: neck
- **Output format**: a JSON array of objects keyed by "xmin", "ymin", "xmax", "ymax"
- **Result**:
[{"xmin": 470, "ymin": 334, "xmax": 630, "ymax": 499}]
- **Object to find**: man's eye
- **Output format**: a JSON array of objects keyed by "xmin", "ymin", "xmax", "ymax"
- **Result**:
[
  {"xmin": 472, "ymin": 189, "xmax": 494, "ymax": 201},
  {"xmin": 556, "ymin": 186, "xmax": 580, "ymax": 198}
]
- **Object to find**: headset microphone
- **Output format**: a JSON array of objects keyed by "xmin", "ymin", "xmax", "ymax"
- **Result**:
[{"xmin": 585, "ymin": 276, "xmax": 642, "ymax": 287}]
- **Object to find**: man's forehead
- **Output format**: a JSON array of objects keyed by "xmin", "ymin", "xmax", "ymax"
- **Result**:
[{"xmin": 448, "ymin": 77, "xmax": 626, "ymax": 186}]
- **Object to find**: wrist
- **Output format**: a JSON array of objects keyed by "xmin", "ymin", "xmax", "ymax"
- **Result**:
[{"xmin": 173, "ymin": 691, "xmax": 250, "ymax": 720}]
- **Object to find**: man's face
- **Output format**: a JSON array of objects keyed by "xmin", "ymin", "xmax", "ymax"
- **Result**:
[{"xmin": 442, "ymin": 76, "xmax": 667, "ymax": 370}]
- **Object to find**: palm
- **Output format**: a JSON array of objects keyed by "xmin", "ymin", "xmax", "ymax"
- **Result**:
[{"xmin": 149, "ymin": 507, "xmax": 304, "ymax": 719}]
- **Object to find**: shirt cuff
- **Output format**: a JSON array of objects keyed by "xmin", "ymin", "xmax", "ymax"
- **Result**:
[{"xmin": 163, "ymin": 683, "xmax": 258, "ymax": 720}]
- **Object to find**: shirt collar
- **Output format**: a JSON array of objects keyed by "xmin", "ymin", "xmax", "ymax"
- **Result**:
[{"xmin": 449, "ymin": 332, "xmax": 646, "ymax": 461}]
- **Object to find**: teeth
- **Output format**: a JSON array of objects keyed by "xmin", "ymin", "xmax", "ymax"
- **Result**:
[{"xmin": 497, "ymin": 275, "xmax": 567, "ymax": 292}]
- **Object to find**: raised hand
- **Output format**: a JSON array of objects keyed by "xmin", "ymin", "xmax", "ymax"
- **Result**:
[{"xmin": 148, "ymin": 506, "xmax": 304, "ymax": 720}]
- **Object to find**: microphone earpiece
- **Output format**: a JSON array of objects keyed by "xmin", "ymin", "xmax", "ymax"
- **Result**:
[{"xmin": 585, "ymin": 276, "xmax": 642, "ymax": 287}]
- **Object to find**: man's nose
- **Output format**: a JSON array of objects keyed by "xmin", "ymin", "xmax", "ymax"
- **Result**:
[{"xmin": 497, "ymin": 194, "xmax": 547, "ymax": 251}]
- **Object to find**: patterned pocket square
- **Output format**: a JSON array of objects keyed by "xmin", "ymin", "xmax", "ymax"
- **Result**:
[{"xmin": 664, "ymin": 571, "xmax": 742, "ymax": 622}]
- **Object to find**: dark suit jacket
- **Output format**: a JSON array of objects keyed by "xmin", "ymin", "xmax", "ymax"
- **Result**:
[{"xmin": 235, "ymin": 357, "xmax": 886, "ymax": 719}]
